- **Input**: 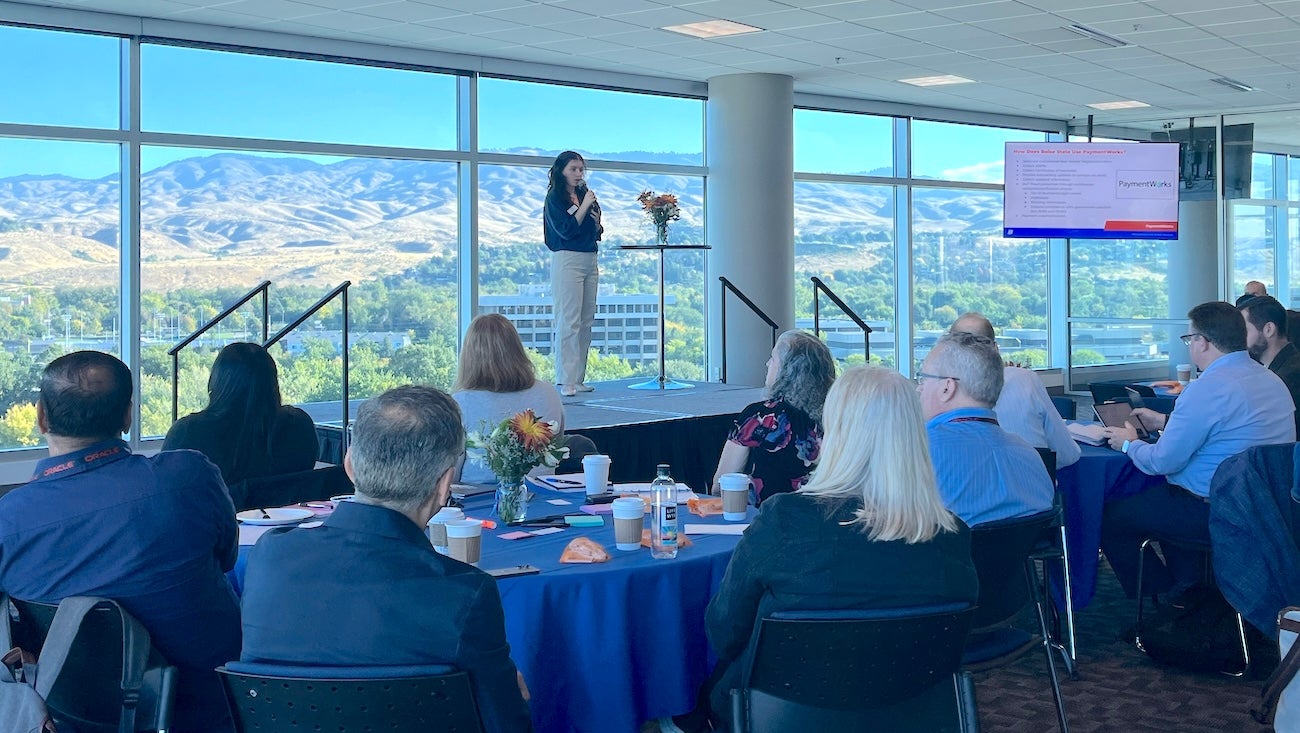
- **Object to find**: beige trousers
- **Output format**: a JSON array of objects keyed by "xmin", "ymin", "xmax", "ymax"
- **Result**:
[{"xmin": 552, "ymin": 250, "xmax": 598, "ymax": 386}]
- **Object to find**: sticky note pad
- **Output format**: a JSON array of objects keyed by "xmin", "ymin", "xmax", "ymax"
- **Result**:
[
  {"xmin": 547, "ymin": 499, "xmax": 572, "ymax": 506},
  {"xmin": 564, "ymin": 515, "xmax": 604, "ymax": 527},
  {"xmin": 499, "ymin": 531, "xmax": 534, "ymax": 541},
  {"xmin": 531, "ymin": 527, "xmax": 565, "ymax": 536}
]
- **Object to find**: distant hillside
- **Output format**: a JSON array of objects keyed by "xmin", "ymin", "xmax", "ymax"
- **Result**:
[{"xmin": 0, "ymin": 150, "xmax": 1003, "ymax": 291}]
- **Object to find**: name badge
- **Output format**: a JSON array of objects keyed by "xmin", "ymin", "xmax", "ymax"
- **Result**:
[{"xmin": 567, "ymin": 205, "xmax": 578, "ymax": 215}]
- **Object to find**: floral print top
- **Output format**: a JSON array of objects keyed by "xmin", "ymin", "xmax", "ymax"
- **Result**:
[{"xmin": 727, "ymin": 398, "xmax": 822, "ymax": 506}]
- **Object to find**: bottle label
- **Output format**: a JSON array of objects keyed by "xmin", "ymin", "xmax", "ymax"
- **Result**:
[{"xmin": 660, "ymin": 504, "xmax": 677, "ymax": 545}]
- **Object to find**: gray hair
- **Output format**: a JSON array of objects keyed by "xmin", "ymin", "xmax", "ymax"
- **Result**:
[
  {"xmin": 928, "ymin": 331, "xmax": 1004, "ymax": 406},
  {"xmin": 768, "ymin": 330, "xmax": 837, "ymax": 422},
  {"xmin": 349, "ymin": 385, "xmax": 465, "ymax": 513},
  {"xmin": 950, "ymin": 312, "xmax": 995, "ymax": 341}
]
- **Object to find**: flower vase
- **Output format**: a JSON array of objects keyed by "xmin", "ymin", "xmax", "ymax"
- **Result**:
[
  {"xmin": 495, "ymin": 478, "xmax": 528, "ymax": 523},
  {"xmin": 655, "ymin": 223, "xmax": 668, "ymax": 246}
]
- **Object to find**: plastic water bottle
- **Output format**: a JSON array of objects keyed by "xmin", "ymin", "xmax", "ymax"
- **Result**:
[{"xmin": 651, "ymin": 463, "xmax": 678, "ymax": 559}]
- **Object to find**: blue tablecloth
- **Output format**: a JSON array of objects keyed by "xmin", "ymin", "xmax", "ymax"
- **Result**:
[
  {"xmin": 234, "ymin": 487, "xmax": 749, "ymax": 733},
  {"xmin": 1057, "ymin": 443, "xmax": 1166, "ymax": 608}
]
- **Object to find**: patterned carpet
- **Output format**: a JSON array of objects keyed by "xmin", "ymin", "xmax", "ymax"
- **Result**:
[{"xmin": 971, "ymin": 561, "xmax": 1275, "ymax": 733}]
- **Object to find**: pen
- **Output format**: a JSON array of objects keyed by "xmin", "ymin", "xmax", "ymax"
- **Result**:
[{"xmin": 545, "ymin": 478, "xmax": 585, "ymax": 487}]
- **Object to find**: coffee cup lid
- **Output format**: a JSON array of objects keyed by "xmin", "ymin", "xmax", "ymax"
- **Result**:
[
  {"xmin": 429, "ymin": 507, "xmax": 465, "ymax": 524},
  {"xmin": 445, "ymin": 519, "xmax": 482, "ymax": 538}
]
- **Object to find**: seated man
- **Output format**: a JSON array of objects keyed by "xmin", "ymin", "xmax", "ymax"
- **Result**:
[
  {"xmin": 1240, "ymin": 295, "xmax": 1300, "ymax": 435},
  {"xmin": 1235, "ymin": 280, "xmax": 1269, "ymax": 307},
  {"xmin": 1102, "ymin": 301, "xmax": 1296, "ymax": 600},
  {"xmin": 240, "ymin": 385, "xmax": 532, "ymax": 733},
  {"xmin": 0, "ymin": 351, "xmax": 240, "ymax": 733},
  {"xmin": 919, "ymin": 331, "xmax": 1055, "ymax": 526},
  {"xmin": 950, "ymin": 312, "xmax": 1081, "ymax": 469}
]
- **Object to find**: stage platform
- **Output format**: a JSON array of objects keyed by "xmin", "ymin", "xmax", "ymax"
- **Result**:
[{"xmin": 304, "ymin": 379, "xmax": 766, "ymax": 492}]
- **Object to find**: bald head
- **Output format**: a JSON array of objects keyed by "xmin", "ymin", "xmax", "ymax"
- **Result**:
[
  {"xmin": 1246, "ymin": 281, "xmax": 1268, "ymax": 297},
  {"xmin": 950, "ymin": 312, "xmax": 996, "ymax": 341}
]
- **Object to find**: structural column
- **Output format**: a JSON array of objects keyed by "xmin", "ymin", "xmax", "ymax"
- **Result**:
[
  {"xmin": 706, "ymin": 73, "xmax": 794, "ymax": 386},
  {"xmin": 1166, "ymin": 199, "xmax": 1219, "ymax": 372}
]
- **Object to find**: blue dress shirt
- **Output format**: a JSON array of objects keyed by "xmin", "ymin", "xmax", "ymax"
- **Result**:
[
  {"xmin": 926, "ymin": 406, "xmax": 1056, "ymax": 526},
  {"xmin": 0, "ymin": 439, "xmax": 240, "ymax": 733},
  {"xmin": 1127, "ymin": 350, "xmax": 1296, "ymax": 497}
]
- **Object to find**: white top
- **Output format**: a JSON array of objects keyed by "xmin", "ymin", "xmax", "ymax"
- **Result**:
[
  {"xmin": 453, "ymin": 380, "xmax": 566, "ymax": 484},
  {"xmin": 994, "ymin": 366, "xmax": 1082, "ymax": 469}
]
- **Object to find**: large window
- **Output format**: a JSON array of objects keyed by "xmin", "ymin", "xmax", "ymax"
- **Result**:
[
  {"xmin": 0, "ymin": 138, "xmax": 122, "ymax": 450},
  {"xmin": 911, "ymin": 121, "xmax": 1047, "ymax": 184},
  {"xmin": 794, "ymin": 110, "xmax": 893, "ymax": 176},
  {"xmin": 478, "ymin": 79, "xmax": 704, "ymax": 166},
  {"xmin": 912, "ymin": 188, "xmax": 1048, "ymax": 367},
  {"xmin": 138, "ymin": 146, "xmax": 458, "ymax": 437},
  {"xmin": 141, "ymin": 45, "xmax": 458, "ymax": 149},
  {"xmin": 0, "ymin": 25, "xmax": 120, "ymax": 129},
  {"xmin": 478, "ymin": 165, "xmax": 705, "ymax": 381}
]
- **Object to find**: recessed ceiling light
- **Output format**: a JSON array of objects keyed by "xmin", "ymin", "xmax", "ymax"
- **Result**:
[
  {"xmin": 1087, "ymin": 100, "xmax": 1150, "ymax": 110},
  {"xmin": 1063, "ymin": 24, "xmax": 1128, "ymax": 48},
  {"xmin": 662, "ymin": 20, "xmax": 763, "ymax": 39},
  {"xmin": 1211, "ymin": 77, "xmax": 1256, "ymax": 92},
  {"xmin": 897, "ymin": 74, "xmax": 975, "ymax": 87}
]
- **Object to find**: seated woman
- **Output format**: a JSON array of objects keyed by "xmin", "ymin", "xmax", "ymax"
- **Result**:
[
  {"xmin": 163, "ymin": 342, "xmax": 318, "ymax": 488},
  {"xmin": 454, "ymin": 314, "xmax": 569, "ymax": 484},
  {"xmin": 663, "ymin": 366, "xmax": 979, "ymax": 733},
  {"xmin": 712, "ymin": 329, "xmax": 835, "ymax": 504}
]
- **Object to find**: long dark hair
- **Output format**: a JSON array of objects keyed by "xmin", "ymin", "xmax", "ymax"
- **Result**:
[
  {"xmin": 205, "ymin": 342, "xmax": 283, "ymax": 475},
  {"xmin": 547, "ymin": 151, "xmax": 584, "ymax": 195}
]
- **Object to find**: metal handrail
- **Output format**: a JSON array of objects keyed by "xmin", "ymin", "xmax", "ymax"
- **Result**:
[
  {"xmin": 167, "ymin": 280, "xmax": 271, "ymax": 423},
  {"xmin": 811, "ymin": 276, "xmax": 872, "ymax": 362},
  {"xmin": 719, "ymin": 276, "xmax": 780, "ymax": 384},
  {"xmin": 265, "ymin": 281, "xmax": 352, "ymax": 452}
]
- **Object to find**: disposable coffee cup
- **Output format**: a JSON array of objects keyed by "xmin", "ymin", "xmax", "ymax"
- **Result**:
[
  {"xmin": 426, "ymin": 507, "xmax": 465, "ymax": 554},
  {"xmin": 582, "ymin": 454, "xmax": 612, "ymax": 496},
  {"xmin": 1176, "ymin": 363, "xmax": 1192, "ymax": 383},
  {"xmin": 446, "ymin": 519, "xmax": 483, "ymax": 565},
  {"xmin": 612, "ymin": 497, "xmax": 645, "ymax": 551},
  {"xmin": 718, "ymin": 473, "xmax": 751, "ymax": 521}
]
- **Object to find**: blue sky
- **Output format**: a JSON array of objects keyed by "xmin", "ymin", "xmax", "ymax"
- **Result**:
[{"xmin": 0, "ymin": 23, "xmax": 1041, "ymax": 183}]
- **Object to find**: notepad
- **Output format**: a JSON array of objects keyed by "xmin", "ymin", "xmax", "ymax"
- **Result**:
[{"xmin": 684, "ymin": 523, "xmax": 748, "ymax": 535}]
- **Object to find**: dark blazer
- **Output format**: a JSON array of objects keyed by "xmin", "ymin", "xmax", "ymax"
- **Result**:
[
  {"xmin": 1270, "ymin": 342, "xmax": 1300, "ymax": 435},
  {"xmin": 704, "ymin": 492, "xmax": 979, "ymax": 716},
  {"xmin": 163, "ymin": 405, "xmax": 318, "ymax": 487},
  {"xmin": 240, "ymin": 501, "xmax": 532, "ymax": 733},
  {"xmin": 543, "ymin": 187, "xmax": 601, "ymax": 253}
]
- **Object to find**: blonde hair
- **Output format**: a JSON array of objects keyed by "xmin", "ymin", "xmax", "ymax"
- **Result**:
[
  {"xmin": 800, "ymin": 365, "xmax": 959, "ymax": 543},
  {"xmin": 453, "ymin": 314, "xmax": 536, "ymax": 393}
]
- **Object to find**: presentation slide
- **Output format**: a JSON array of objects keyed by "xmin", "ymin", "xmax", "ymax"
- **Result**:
[{"xmin": 1003, "ymin": 142, "xmax": 1179, "ymax": 240}]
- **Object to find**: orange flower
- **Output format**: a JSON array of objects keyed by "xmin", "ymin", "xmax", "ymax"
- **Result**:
[{"xmin": 510, "ymin": 409, "xmax": 554, "ymax": 452}]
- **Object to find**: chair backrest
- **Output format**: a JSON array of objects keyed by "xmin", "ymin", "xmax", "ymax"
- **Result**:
[
  {"xmin": 969, "ymin": 511, "xmax": 1057, "ymax": 630},
  {"xmin": 11, "ymin": 599, "xmax": 176, "ymax": 733},
  {"xmin": 218, "ymin": 663, "xmax": 485, "ymax": 733},
  {"xmin": 233, "ymin": 464, "xmax": 352, "ymax": 512},
  {"xmin": 738, "ymin": 604, "xmax": 976, "ymax": 733},
  {"xmin": 1035, "ymin": 447, "xmax": 1057, "ymax": 486}
]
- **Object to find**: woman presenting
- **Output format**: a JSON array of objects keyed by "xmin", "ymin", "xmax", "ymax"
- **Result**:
[{"xmin": 544, "ymin": 150, "xmax": 602, "ymax": 397}]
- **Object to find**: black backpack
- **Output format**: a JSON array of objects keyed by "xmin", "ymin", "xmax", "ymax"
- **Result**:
[{"xmin": 1137, "ymin": 586, "xmax": 1247, "ymax": 675}]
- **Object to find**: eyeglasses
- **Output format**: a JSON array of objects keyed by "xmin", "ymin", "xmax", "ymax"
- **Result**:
[
  {"xmin": 1179, "ymin": 332, "xmax": 1204, "ymax": 346},
  {"xmin": 914, "ymin": 371, "xmax": 960, "ymax": 385}
]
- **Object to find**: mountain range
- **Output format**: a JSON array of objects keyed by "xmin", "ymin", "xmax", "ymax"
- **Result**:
[{"xmin": 0, "ymin": 151, "xmax": 1006, "ymax": 292}]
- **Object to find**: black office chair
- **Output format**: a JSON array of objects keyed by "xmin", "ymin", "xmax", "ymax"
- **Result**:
[
  {"xmin": 8, "ymin": 597, "xmax": 177, "ymax": 733},
  {"xmin": 965, "ymin": 511, "xmax": 1070, "ymax": 733},
  {"xmin": 219, "ymin": 662, "xmax": 486, "ymax": 732},
  {"xmin": 232, "ymin": 464, "xmax": 352, "ymax": 512},
  {"xmin": 1032, "ymin": 448, "xmax": 1078, "ymax": 678},
  {"xmin": 729, "ymin": 604, "xmax": 978, "ymax": 733}
]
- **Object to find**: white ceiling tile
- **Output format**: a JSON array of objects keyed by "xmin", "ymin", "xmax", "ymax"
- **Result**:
[
  {"xmin": 975, "ymin": 13, "xmax": 1076, "ymax": 33},
  {"xmin": 936, "ymin": 1, "xmax": 1042, "ymax": 22},
  {"xmin": 598, "ymin": 28, "xmax": 700, "ymax": 47},
  {"xmin": 1149, "ymin": 0, "xmax": 1266, "ymax": 12},
  {"xmin": 673, "ymin": 0, "xmax": 792, "ymax": 18},
  {"xmin": 778, "ymin": 23, "xmax": 883, "ymax": 42},
  {"xmin": 808, "ymin": 0, "xmax": 922, "ymax": 22},
  {"xmin": 479, "ymin": 4, "xmax": 592, "ymax": 27},
  {"xmin": 478, "ymin": 25, "xmax": 582, "ymax": 45},
  {"xmin": 351, "ymin": 2, "xmax": 463, "ymax": 23},
  {"xmin": 164, "ymin": 6, "xmax": 280, "ymax": 25},
  {"xmin": 1211, "ymin": 18, "xmax": 1300, "ymax": 36},
  {"xmin": 547, "ymin": 0, "xmax": 665, "ymax": 14},
  {"xmin": 354, "ymin": 22, "xmax": 458, "ymax": 42},
  {"xmin": 1228, "ymin": 29, "xmax": 1300, "ymax": 46},
  {"xmin": 415, "ymin": 14, "xmax": 526, "ymax": 34},
  {"xmin": 204, "ymin": 0, "xmax": 327, "ymax": 19},
  {"xmin": 858, "ymin": 11, "xmax": 961, "ymax": 32},
  {"xmin": 283, "ymin": 11, "xmax": 398, "ymax": 31},
  {"xmin": 294, "ymin": 0, "xmax": 399, "ymax": 9},
  {"xmin": 540, "ymin": 17, "xmax": 643, "ymax": 37},
  {"xmin": 426, "ymin": 0, "xmax": 534, "ymax": 11},
  {"xmin": 602, "ymin": 6, "xmax": 715, "ymax": 28}
]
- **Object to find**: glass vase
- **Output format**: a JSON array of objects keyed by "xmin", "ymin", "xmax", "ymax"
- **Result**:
[
  {"xmin": 655, "ymin": 223, "xmax": 669, "ymax": 245},
  {"xmin": 495, "ymin": 477, "xmax": 527, "ymax": 524}
]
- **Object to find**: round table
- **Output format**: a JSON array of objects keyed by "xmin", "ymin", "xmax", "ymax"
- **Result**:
[{"xmin": 235, "ymin": 484, "xmax": 750, "ymax": 733}]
